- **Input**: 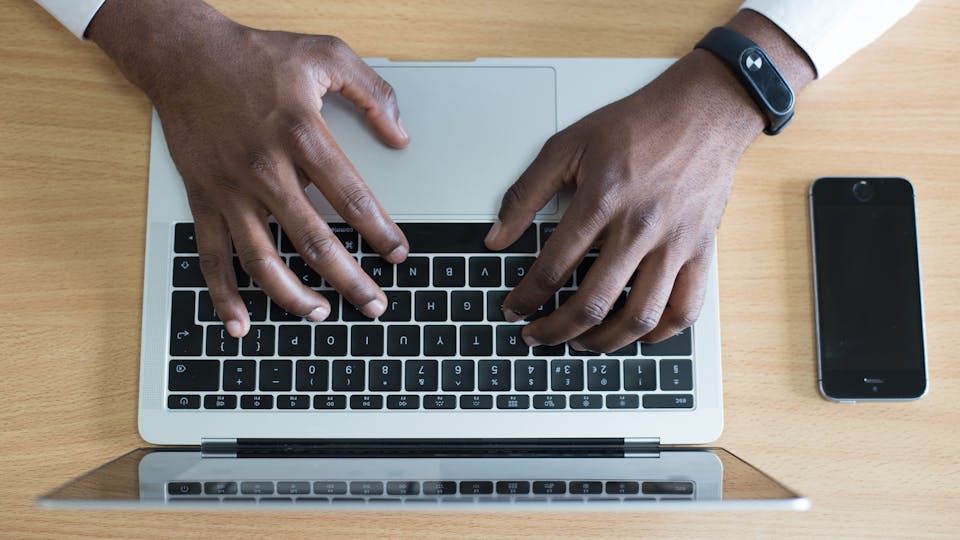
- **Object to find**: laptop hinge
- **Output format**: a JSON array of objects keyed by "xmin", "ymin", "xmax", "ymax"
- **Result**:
[{"xmin": 201, "ymin": 438, "xmax": 660, "ymax": 458}]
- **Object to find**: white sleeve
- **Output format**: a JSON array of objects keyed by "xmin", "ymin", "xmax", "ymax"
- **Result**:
[
  {"xmin": 739, "ymin": 0, "xmax": 920, "ymax": 78},
  {"xmin": 35, "ymin": 0, "xmax": 107, "ymax": 39}
]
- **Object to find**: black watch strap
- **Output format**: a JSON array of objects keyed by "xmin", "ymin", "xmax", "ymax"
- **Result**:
[{"xmin": 695, "ymin": 27, "xmax": 795, "ymax": 135}]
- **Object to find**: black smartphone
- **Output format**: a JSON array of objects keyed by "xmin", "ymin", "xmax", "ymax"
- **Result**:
[{"xmin": 809, "ymin": 177, "xmax": 927, "ymax": 401}]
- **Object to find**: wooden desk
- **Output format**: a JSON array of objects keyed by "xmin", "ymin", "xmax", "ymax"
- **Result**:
[{"xmin": 2, "ymin": 0, "xmax": 957, "ymax": 537}]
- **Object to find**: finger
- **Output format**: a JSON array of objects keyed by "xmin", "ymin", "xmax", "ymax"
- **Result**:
[
  {"xmin": 485, "ymin": 132, "xmax": 576, "ymax": 251},
  {"xmin": 274, "ymin": 190, "xmax": 387, "ymax": 318},
  {"xmin": 641, "ymin": 248, "xmax": 711, "ymax": 343},
  {"xmin": 500, "ymin": 193, "xmax": 603, "ymax": 322},
  {"xmin": 288, "ymin": 118, "xmax": 409, "ymax": 264},
  {"xmin": 571, "ymin": 248, "xmax": 680, "ymax": 353},
  {"xmin": 193, "ymin": 210, "xmax": 249, "ymax": 338},
  {"xmin": 227, "ymin": 208, "xmax": 332, "ymax": 322}
]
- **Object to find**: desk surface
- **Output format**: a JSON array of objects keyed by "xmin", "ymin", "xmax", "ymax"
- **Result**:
[{"xmin": 2, "ymin": 0, "xmax": 958, "ymax": 537}]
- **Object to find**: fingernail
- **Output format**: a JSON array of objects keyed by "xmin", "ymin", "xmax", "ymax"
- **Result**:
[
  {"xmin": 386, "ymin": 245, "xmax": 408, "ymax": 263},
  {"xmin": 306, "ymin": 305, "xmax": 329, "ymax": 322},
  {"xmin": 484, "ymin": 219, "xmax": 502, "ymax": 246},
  {"xmin": 398, "ymin": 118, "xmax": 409, "ymax": 139},
  {"xmin": 502, "ymin": 307, "xmax": 521, "ymax": 323},
  {"xmin": 360, "ymin": 298, "xmax": 386, "ymax": 318},
  {"xmin": 225, "ymin": 320, "xmax": 244, "ymax": 338},
  {"xmin": 522, "ymin": 335, "xmax": 541, "ymax": 347},
  {"xmin": 568, "ymin": 339, "xmax": 586, "ymax": 351}
]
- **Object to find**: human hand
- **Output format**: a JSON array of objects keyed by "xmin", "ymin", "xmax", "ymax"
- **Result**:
[{"xmin": 89, "ymin": 0, "xmax": 409, "ymax": 338}]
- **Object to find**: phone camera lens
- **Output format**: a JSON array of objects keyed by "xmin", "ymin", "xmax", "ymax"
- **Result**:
[{"xmin": 852, "ymin": 181, "xmax": 874, "ymax": 202}]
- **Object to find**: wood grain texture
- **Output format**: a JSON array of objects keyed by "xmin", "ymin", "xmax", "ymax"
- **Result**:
[{"xmin": 1, "ymin": 1, "xmax": 957, "ymax": 537}]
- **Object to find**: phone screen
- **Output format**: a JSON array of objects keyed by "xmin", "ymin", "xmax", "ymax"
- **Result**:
[{"xmin": 810, "ymin": 178, "xmax": 926, "ymax": 399}]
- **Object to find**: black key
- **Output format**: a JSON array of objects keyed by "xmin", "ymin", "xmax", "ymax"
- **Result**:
[
  {"xmin": 640, "ymin": 327, "xmax": 692, "ymax": 356},
  {"xmin": 423, "ymin": 394, "xmax": 457, "ymax": 409},
  {"xmin": 496, "ymin": 325, "xmax": 529, "ymax": 356},
  {"xmin": 369, "ymin": 360, "xmax": 402, "ymax": 391},
  {"xmin": 533, "ymin": 394, "xmax": 566, "ymax": 409},
  {"xmin": 606, "ymin": 394, "xmax": 640, "ymax": 409},
  {"xmin": 296, "ymin": 360, "xmax": 328, "ymax": 391},
  {"xmin": 660, "ymin": 359, "xmax": 693, "ymax": 391},
  {"xmin": 414, "ymin": 291, "xmax": 447, "ymax": 322},
  {"xmin": 496, "ymin": 481, "xmax": 530, "ymax": 495},
  {"xmin": 643, "ymin": 394, "xmax": 694, "ymax": 409},
  {"xmin": 477, "ymin": 360, "xmax": 510, "ymax": 391},
  {"xmin": 396, "ymin": 257, "xmax": 429, "ymax": 287},
  {"xmin": 405, "ymin": 360, "xmax": 438, "ymax": 391},
  {"xmin": 315, "ymin": 325, "xmax": 348, "ymax": 357},
  {"xmin": 203, "ymin": 394, "xmax": 237, "ymax": 409},
  {"xmin": 386, "ymin": 481, "xmax": 420, "ymax": 496},
  {"xmin": 570, "ymin": 394, "xmax": 603, "ymax": 409},
  {"xmin": 432, "ymin": 257, "xmax": 465, "ymax": 287},
  {"xmin": 237, "ymin": 291, "xmax": 267, "ymax": 321},
  {"xmin": 332, "ymin": 360, "xmax": 365, "ymax": 391},
  {"xmin": 169, "ymin": 291, "xmax": 202, "ymax": 356},
  {"xmin": 197, "ymin": 291, "xmax": 218, "ymax": 321},
  {"xmin": 460, "ymin": 481, "xmax": 493, "ymax": 495},
  {"xmin": 398, "ymin": 223, "xmax": 536, "ymax": 254},
  {"xmin": 350, "ymin": 481, "xmax": 384, "ymax": 496},
  {"xmin": 486, "ymin": 290, "xmax": 509, "ymax": 322},
  {"xmin": 204, "ymin": 482, "xmax": 238, "ymax": 495},
  {"xmin": 608, "ymin": 341, "xmax": 638, "ymax": 356},
  {"xmin": 568, "ymin": 343, "xmax": 600, "ymax": 357},
  {"xmin": 288, "ymin": 256, "xmax": 323, "ymax": 288},
  {"xmin": 223, "ymin": 360, "xmax": 256, "ymax": 391},
  {"xmin": 240, "ymin": 394, "xmax": 274, "ymax": 409},
  {"xmin": 441, "ymin": 360, "xmax": 474, "ymax": 391},
  {"xmin": 451, "ymin": 291, "xmax": 484, "ymax": 321},
  {"xmin": 314, "ymin": 395, "xmax": 347, "ymax": 409},
  {"xmin": 532, "ymin": 343, "xmax": 566, "ymax": 357},
  {"xmin": 342, "ymin": 300, "xmax": 375, "ymax": 322},
  {"xmin": 624, "ymin": 359, "xmax": 657, "ymax": 391},
  {"xmin": 241, "ymin": 482, "xmax": 275, "ymax": 495},
  {"xmin": 421, "ymin": 481, "xmax": 457, "ymax": 496},
  {"xmin": 606, "ymin": 481, "xmax": 640, "ymax": 495},
  {"xmin": 533, "ymin": 481, "xmax": 566, "ymax": 495},
  {"xmin": 504, "ymin": 257, "xmax": 536, "ymax": 287},
  {"xmin": 277, "ymin": 482, "xmax": 311, "ymax": 495},
  {"xmin": 468, "ymin": 257, "xmax": 502, "ymax": 287},
  {"xmin": 173, "ymin": 257, "xmax": 205, "ymax": 287},
  {"xmin": 269, "ymin": 300, "xmax": 302, "ymax": 322},
  {"xmin": 351, "ymin": 325, "xmax": 384, "ymax": 356},
  {"xmin": 496, "ymin": 394, "xmax": 530, "ymax": 409},
  {"xmin": 318, "ymin": 290, "xmax": 340, "ymax": 321},
  {"xmin": 387, "ymin": 394, "xmax": 420, "ymax": 410},
  {"xmin": 642, "ymin": 481, "xmax": 694, "ymax": 495},
  {"xmin": 459, "ymin": 325, "xmax": 492, "ymax": 356},
  {"xmin": 266, "ymin": 223, "xmax": 280, "ymax": 249},
  {"xmin": 168, "ymin": 395, "xmax": 200, "ymax": 409},
  {"xmin": 514, "ymin": 360, "xmax": 547, "ymax": 391},
  {"xmin": 259, "ymin": 360, "xmax": 292, "ymax": 391},
  {"xmin": 387, "ymin": 325, "xmax": 420, "ymax": 356},
  {"xmin": 277, "ymin": 394, "xmax": 310, "ymax": 409},
  {"xmin": 168, "ymin": 482, "xmax": 201, "ymax": 495},
  {"xmin": 361, "ymin": 256, "xmax": 394, "ymax": 287},
  {"xmin": 233, "ymin": 257, "xmax": 251, "ymax": 287},
  {"xmin": 205, "ymin": 325, "xmax": 239, "ymax": 357},
  {"xmin": 278, "ymin": 325, "xmax": 312, "ymax": 356},
  {"xmin": 587, "ymin": 359, "xmax": 621, "ymax": 391},
  {"xmin": 168, "ymin": 360, "xmax": 219, "ymax": 391},
  {"xmin": 242, "ymin": 325, "xmax": 275, "ymax": 357},
  {"xmin": 279, "ymin": 228, "xmax": 295, "ymax": 254},
  {"xmin": 329, "ymin": 223, "xmax": 359, "ymax": 253},
  {"xmin": 550, "ymin": 359, "xmax": 583, "ymax": 390},
  {"xmin": 575, "ymin": 256, "xmax": 597, "ymax": 286},
  {"xmin": 350, "ymin": 395, "xmax": 384, "ymax": 409},
  {"xmin": 313, "ymin": 481, "xmax": 348, "ymax": 495},
  {"xmin": 174, "ymin": 223, "xmax": 198, "ymax": 253},
  {"xmin": 569, "ymin": 481, "xmax": 603, "ymax": 495},
  {"xmin": 526, "ymin": 295, "xmax": 557, "ymax": 322},
  {"xmin": 423, "ymin": 325, "xmax": 456, "ymax": 356},
  {"xmin": 460, "ymin": 394, "xmax": 493, "ymax": 409},
  {"xmin": 380, "ymin": 290, "xmax": 412, "ymax": 322}
]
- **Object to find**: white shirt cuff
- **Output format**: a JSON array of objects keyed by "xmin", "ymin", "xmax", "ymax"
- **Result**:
[{"xmin": 35, "ymin": 0, "xmax": 107, "ymax": 39}]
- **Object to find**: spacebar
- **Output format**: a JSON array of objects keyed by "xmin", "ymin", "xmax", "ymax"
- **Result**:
[{"xmin": 398, "ymin": 223, "xmax": 537, "ymax": 253}]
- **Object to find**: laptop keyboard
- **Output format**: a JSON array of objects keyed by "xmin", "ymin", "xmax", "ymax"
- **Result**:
[{"xmin": 167, "ymin": 222, "xmax": 695, "ymax": 411}]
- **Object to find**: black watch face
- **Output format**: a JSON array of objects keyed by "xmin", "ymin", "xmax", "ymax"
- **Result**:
[{"xmin": 739, "ymin": 47, "xmax": 794, "ymax": 115}]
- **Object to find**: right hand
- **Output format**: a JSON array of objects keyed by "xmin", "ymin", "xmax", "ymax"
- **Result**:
[{"xmin": 89, "ymin": 0, "xmax": 410, "ymax": 338}]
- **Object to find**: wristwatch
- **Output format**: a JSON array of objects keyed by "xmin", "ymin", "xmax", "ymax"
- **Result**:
[{"xmin": 695, "ymin": 27, "xmax": 795, "ymax": 135}]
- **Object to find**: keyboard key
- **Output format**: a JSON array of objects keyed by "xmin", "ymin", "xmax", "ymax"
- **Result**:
[
  {"xmin": 241, "ymin": 482, "xmax": 274, "ymax": 495},
  {"xmin": 259, "ymin": 360, "xmax": 292, "ymax": 391},
  {"xmin": 241, "ymin": 325, "xmax": 275, "ymax": 357},
  {"xmin": 496, "ymin": 325, "xmax": 529, "ymax": 356},
  {"xmin": 504, "ymin": 257, "xmax": 536, "ymax": 287},
  {"xmin": 496, "ymin": 481, "xmax": 530, "ymax": 495},
  {"xmin": 643, "ymin": 394, "xmax": 694, "ymax": 409},
  {"xmin": 386, "ymin": 394, "xmax": 420, "ymax": 410},
  {"xmin": 351, "ymin": 325, "xmax": 384, "ymax": 356},
  {"xmin": 288, "ymin": 256, "xmax": 322, "ymax": 287},
  {"xmin": 533, "ymin": 394, "xmax": 566, "ymax": 409},
  {"xmin": 387, "ymin": 325, "xmax": 420, "ymax": 356},
  {"xmin": 433, "ymin": 257, "xmax": 465, "ymax": 287},
  {"xmin": 317, "ymin": 290, "xmax": 340, "ymax": 321},
  {"xmin": 386, "ymin": 481, "xmax": 420, "ymax": 495},
  {"xmin": 398, "ymin": 223, "xmax": 536, "ymax": 254},
  {"xmin": 396, "ymin": 257, "xmax": 429, "ymax": 287},
  {"xmin": 460, "ymin": 394, "xmax": 493, "ymax": 409},
  {"xmin": 174, "ymin": 223, "xmax": 198, "ymax": 253},
  {"xmin": 606, "ymin": 394, "xmax": 640, "ymax": 409},
  {"xmin": 575, "ymin": 256, "xmax": 597, "ymax": 286},
  {"xmin": 550, "ymin": 359, "xmax": 583, "ymax": 390},
  {"xmin": 277, "ymin": 482, "xmax": 311, "ymax": 495},
  {"xmin": 460, "ymin": 325, "xmax": 492, "ymax": 356},
  {"xmin": 468, "ymin": 257, "xmax": 502, "ymax": 287},
  {"xmin": 515, "ymin": 360, "xmax": 547, "ymax": 391},
  {"xmin": 587, "ymin": 359, "xmax": 621, "ymax": 391},
  {"xmin": 460, "ymin": 481, "xmax": 494, "ymax": 495},
  {"xmin": 532, "ymin": 343, "xmax": 566, "ymax": 356},
  {"xmin": 660, "ymin": 359, "xmax": 693, "ymax": 391},
  {"xmin": 239, "ymin": 291, "xmax": 268, "ymax": 321},
  {"xmin": 232, "ymin": 257, "xmax": 251, "ymax": 287},
  {"xmin": 350, "ymin": 395, "xmax": 384, "ymax": 410},
  {"xmin": 168, "ymin": 395, "xmax": 200, "ymax": 409},
  {"xmin": 361, "ymin": 256, "xmax": 394, "ymax": 287},
  {"xmin": 223, "ymin": 360, "xmax": 255, "ymax": 391},
  {"xmin": 640, "ymin": 327, "xmax": 692, "ymax": 356},
  {"xmin": 569, "ymin": 481, "xmax": 603, "ymax": 495},
  {"xmin": 314, "ymin": 395, "xmax": 347, "ymax": 409},
  {"xmin": 526, "ymin": 295, "xmax": 557, "ymax": 322},
  {"xmin": 380, "ymin": 291, "xmax": 412, "ymax": 322},
  {"xmin": 341, "ymin": 300, "xmax": 374, "ymax": 322},
  {"xmin": 277, "ymin": 394, "xmax": 310, "ymax": 409},
  {"xmin": 421, "ymin": 481, "xmax": 457, "ymax": 495},
  {"xmin": 204, "ymin": 482, "xmax": 238, "ymax": 495},
  {"xmin": 168, "ymin": 360, "xmax": 219, "ymax": 391},
  {"xmin": 570, "ymin": 394, "xmax": 603, "ymax": 409},
  {"xmin": 442, "ymin": 360, "xmax": 474, "ymax": 391},
  {"xmin": 477, "ymin": 360, "xmax": 510, "ymax": 391},
  {"xmin": 405, "ymin": 360, "xmax": 438, "ymax": 391},
  {"xmin": 606, "ymin": 481, "xmax": 640, "ymax": 495},
  {"xmin": 296, "ymin": 360, "xmax": 328, "ymax": 391},
  {"xmin": 451, "ymin": 291, "xmax": 484, "ymax": 321},
  {"xmin": 269, "ymin": 300, "xmax": 302, "ymax": 322},
  {"xmin": 197, "ymin": 291, "xmax": 218, "ymax": 321},
  {"xmin": 350, "ymin": 481, "xmax": 384, "ymax": 496},
  {"xmin": 278, "ymin": 325, "xmax": 312, "ymax": 356},
  {"xmin": 205, "ymin": 325, "xmax": 239, "ymax": 356},
  {"xmin": 314, "ymin": 481, "xmax": 348, "ymax": 495},
  {"xmin": 173, "ymin": 257, "xmax": 205, "ymax": 287},
  {"xmin": 203, "ymin": 394, "xmax": 237, "ymax": 409},
  {"xmin": 315, "ymin": 325, "xmax": 348, "ymax": 357},
  {"xmin": 240, "ymin": 394, "xmax": 274, "ymax": 409},
  {"xmin": 608, "ymin": 341, "xmax": 638, "ymax": 356},
  {"xmin": 169, "ymin": 291, "xmax": 202, "ymax": 356},
  {"xmin": 423, "ymin": 325, "xmax": 456, "ymax": 356},
  {"xmin": 369, "ymin": 360, "xmax": 402, "ymax": 391},
  {"xmin": 414, "ymin": 291, "xmax": 447, "ymax": 321},
  {"xmin": 332, "ymin": 360, "xmax": 364, "ymax": 391},
  {"xmin": 496, "ymin": 394, "xmax": 530, "ymax": 409},
  {"xmin": 485, "ymin": 290, "xmax": 509, "ymax": 322},
  {"xmin": 329, "ymin": 223, "xmax": 359, "ymax": 253},
  {"xmin": 642, "ymin": 481, "xmax": 694, "ymax": 495},
  {"xmin": 533, "ymin": 481, "xmax": 566, "ymax": 495},
  {"xmin": 624, "ymin": 360, "xmax": 657, "ymax": 391},
  {"xmin": 423, "ymin": 394, "xmax": 457, "ymax": 409},
  {"xmin": 168, "ymin": 482, "xmax": 202, "ymax": 495}
]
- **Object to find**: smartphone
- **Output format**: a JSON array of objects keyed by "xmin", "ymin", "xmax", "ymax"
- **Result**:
[{"xmin": 809, "ymin": 177, "xmax": 927, "ymax": 401}]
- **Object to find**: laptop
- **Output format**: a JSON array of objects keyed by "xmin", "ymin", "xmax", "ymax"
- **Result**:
[{"xmin": 39, "ymin": 58, "xmax": 808, "ymax": 511}]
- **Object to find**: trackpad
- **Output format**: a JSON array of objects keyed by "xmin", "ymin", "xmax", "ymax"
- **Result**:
[{"xmin": 314, "ymin": 66, "xmax": 558, "ymax": 218}]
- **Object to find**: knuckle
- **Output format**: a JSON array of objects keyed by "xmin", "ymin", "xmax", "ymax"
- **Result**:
[
  {"xmin": 318, "ymin": 35, "xmax": 353, "ymax": 60},
  {"xmin": 297, "ymin": 230, "xmax": 340, "ymax": 265},
  {"xmin": 673, "ymin": 307, "xmax": 701, "ymax": 330},
  {"xmin": 576, "ymin": 294, "xmax": 611, "ymax": 326},
  {"xmin": 197, "ymin": 252, "xmax": 228, "ymax": 279},
  {"xmin": 245, "ymin": 151, "xmax": 275, "ymax": 176},
  {"xmin": 532, "ymin": 262, "xmax": 569, "ymax": 292},
  {"xmin": 372, "ymin": 77, "xmax": 398, "ymax": 108},
  {"xmin": 338, "ymin": 186, "xmax": 377, "ymax": 222},
  {"xmin": 238, "ymin": 248, "xmax": 279, "ymax": 277},
  {"xmin": 287, "ymin": 123, "xmax": 317, "ymax": 154},
  {"xmin": 500, "ymin": 183, "xmax": 526, "ymax": 214},
  {"xmin": 627, "ymin": 309, "xmax": 662, "ymax": 336}
]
